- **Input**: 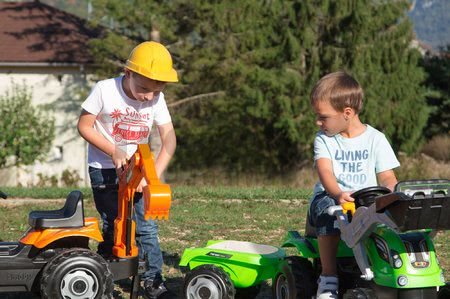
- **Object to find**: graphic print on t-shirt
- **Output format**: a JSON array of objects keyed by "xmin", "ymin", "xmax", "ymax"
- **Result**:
[
  {"xmin": 110, "ymin": 107, "xmax": 150, "ymax": 145},
  {"xmin": 335, "ymin": 149, "xmax": 369, "ymax": 186}
]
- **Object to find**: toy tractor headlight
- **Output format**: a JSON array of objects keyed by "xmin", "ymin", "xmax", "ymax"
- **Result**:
[
  {"xmin": 391, "ymin": 250, "xmax": 403, "ymax": 269},
  {"xmin": 373, "ymin": 235, "xmax": 403, "ymax": 269},
  {"xmin": 397, "ymin": 275, "xmax": 408, "ymax": 286}
]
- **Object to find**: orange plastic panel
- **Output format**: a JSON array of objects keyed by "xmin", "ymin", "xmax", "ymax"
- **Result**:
[{"xmin": 20, "ymin": 217, "xmax": 103, "ymax": 248}]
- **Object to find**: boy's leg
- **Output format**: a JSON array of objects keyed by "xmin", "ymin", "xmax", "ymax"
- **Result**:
[
  {"xmin": 133, "ymin": 194, "xmax": 163, "ymax": 281},
  {"xmin": 309, "ymin": 192, "xmax": 340, "ymax": 299},
  {"xmin": 133, "ymin": 194, "xmax": 173, "ymax": 299},
  {"xmin": 318, "ymin": 235, "xmax": 340, "ymax": 275},
  {"xmin": 89, "ymin": 167, "xmax": 119, "ymax": 257}
]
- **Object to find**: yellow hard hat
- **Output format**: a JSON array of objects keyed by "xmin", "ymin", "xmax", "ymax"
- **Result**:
[{"xmin": 125, "ymin": 41, "xmax": 178, "ymax": 82}]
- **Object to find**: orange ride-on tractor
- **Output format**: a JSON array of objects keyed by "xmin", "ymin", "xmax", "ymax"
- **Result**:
[{"xmin": 0, "ymin": 144, "xmax": 171, "ymax": 298}]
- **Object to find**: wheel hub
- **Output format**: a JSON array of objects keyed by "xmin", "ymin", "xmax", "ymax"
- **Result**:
[
  {"xmin": 73, "ymin": 280, "xmax": 88, "ymax": 294},
  {"xmin": 275, "ymin": 274, "xmax": 290, "ymax": 299},
  {"xmin": 187, "ymin": 275, "xmax": 222, "ymax": 299},
  {"xmin": 199, "ymin": 286, "xmax": 212, "ymax": 298},
  {"xmin": 60, "ymin": 268, "xmax": 98, "ymax": 298}
]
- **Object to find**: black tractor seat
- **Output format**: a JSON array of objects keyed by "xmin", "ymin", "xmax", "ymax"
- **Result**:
[{"xmin": 28, "ymin": 191, "xmax": 85, "ymax": 229}]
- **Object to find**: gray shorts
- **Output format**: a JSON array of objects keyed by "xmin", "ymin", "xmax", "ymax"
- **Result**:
[{"xmin": 308, "ymin": 192, "xmax": 340, "ymax": 236}]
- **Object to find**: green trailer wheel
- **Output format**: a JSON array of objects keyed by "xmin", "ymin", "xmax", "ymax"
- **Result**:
[{"xmin": 184, "ymin": 264, "xmax": 235, "ymax": 299}]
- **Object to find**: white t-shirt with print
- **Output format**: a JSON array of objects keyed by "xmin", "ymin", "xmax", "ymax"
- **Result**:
[
  {"xmin": 81, "ymin": 76, "xmax": 172, "ymax": 169},
  {"xmin": 312, "ymin": 125, "xmax": 400, "ymax": 198}
]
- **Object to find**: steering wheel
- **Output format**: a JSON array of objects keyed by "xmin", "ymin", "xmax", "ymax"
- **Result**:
[{"xmin": 351, "ymin": 186, "xmax": 391, "ymax": 208}]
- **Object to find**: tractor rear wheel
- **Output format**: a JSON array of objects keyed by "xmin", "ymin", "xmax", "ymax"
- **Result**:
[
  {"xmin": 40, "ymin": 248, "xmax": 113, "ymax": 299},
  {"xmin": 273, "ymin": 256, "xmax": 316, "ymax": 299}
]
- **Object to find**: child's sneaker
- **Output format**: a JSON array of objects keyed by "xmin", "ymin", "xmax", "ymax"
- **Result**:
[
  {"xmin": 316, "ymin": 275, "xmax": 338, "ymax": 299},
  {"xmin": 143, "ymin": 278, "xmax": 176, "ymax": 299}
]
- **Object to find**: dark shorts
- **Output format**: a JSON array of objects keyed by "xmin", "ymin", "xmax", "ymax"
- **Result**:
[{"xmin": 308, "ymin": 192, "xmax": 340, "ymax": 236}]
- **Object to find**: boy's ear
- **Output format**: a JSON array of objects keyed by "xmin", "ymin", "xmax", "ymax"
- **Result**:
[
  {"xmin": 343, "ymin": 107, "xmax": 356, "ymax": 119},
  {"xmin": 124, "ymin": 68, "xmax": 132, "ymax": 78}
]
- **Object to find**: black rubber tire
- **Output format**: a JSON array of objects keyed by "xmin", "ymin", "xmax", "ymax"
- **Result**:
[
  {"xmin": 40, "ymin": 248, "xmax": 113, "ymax": 299},
  {"xmin": 343, "ymin": 288, "xmax": 377, "ymax": 299},
  {"xmin": 183, "ymin": 264, "xmax": 235, "ymax": 299},
  {"xmin": 272, "ymin": 256, "xmax": 316, "ymax": 299},
  {"xmin": 235, "ymin": 284, "xmax": 261, "ymax": 299},
  {"xmin": 438, "ymin": 284, "xmax": 450, "ymax": 299}
]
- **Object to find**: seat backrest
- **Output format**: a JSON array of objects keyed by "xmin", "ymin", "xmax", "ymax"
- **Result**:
[
  {"xmin": 63, "ymin": 191, "xmax": 84, "ymax": 218},
  {"xmin": 28, "ymin": 190, "xmax": 85, "ymax": 229}
]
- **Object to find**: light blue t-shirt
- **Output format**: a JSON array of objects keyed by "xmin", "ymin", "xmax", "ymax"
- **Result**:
[{"xmin": 312, "ymin": 125, "xmax": 400, "ymax": 198}]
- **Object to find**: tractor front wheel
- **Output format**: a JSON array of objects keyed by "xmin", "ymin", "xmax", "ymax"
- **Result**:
[
  {"xmin": 343, "ymin": 288, "xmax": 377, "ymax": 299},
  {"xmin": 438, "ymin": 283, "xmax": 450, "ymax": 299}
]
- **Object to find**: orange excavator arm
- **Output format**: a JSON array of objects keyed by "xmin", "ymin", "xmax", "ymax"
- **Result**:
[{"xmin": 113, "ymin": 144, "xmax": 172, "ymax": 258}]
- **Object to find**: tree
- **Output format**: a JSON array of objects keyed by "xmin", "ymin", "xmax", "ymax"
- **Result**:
[
  {"xmin": 421, "ymin": 46, "xmax": 450, "ymax": 137},
  {"xmin": 87, "ymin": 0, "xmax": 428, "ymax": 173},
  {"xmin": 170, "ymin": 0, "xmax": 428, "ymax": 168},
  {"xmin": 0, "ymin": 83, "xmax": 55, "ymax": 167}
]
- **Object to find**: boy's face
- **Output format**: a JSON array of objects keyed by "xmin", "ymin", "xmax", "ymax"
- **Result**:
[
  {"xmin": 313, "ymin": 101, "xmax": 349, "ymax": 137},
  {"xmin": 126, "ymin": 70, "xmax": 166, "ymax": 102}
]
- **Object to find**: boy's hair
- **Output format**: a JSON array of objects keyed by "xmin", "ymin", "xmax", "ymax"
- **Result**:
[{"xmin": 310, "ymin": 71, "xmax": 364, "ymax": 113}]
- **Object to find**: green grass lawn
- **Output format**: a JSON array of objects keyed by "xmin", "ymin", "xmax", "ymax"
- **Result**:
[{"xmin": 0, "ymin": 186, "xmax": 448, "ymax": 298}]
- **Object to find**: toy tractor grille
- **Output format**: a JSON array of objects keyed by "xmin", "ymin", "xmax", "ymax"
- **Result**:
[
  {"xmin": 402, "ymin": 238, "xmax": 430, "ymax": 269},
  {"xmin": 372, "ymin": 235, "xmax": 390, "ymax": 263}
]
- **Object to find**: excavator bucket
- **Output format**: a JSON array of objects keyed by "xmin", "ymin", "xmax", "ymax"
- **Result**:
[
  {"xmin": 143, "ymin": 184, "xmax": 171, "ymax": 220},
  {"xmin": 138, "ymin": 144, "xmax": 172, "ymax": 220}
]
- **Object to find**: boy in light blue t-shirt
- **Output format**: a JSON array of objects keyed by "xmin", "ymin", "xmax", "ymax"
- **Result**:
[{"xmin": 309, "ymin": 71, "xmax": 400, "ymax": 299}]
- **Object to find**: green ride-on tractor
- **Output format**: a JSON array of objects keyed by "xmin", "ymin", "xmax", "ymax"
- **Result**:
[{"xmin": 275, "ymin": 179, "xmax": 450, "ymax": 299}]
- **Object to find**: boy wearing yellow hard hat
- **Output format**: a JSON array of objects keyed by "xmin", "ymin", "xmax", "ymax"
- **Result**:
[{"xmin": 78, "ymin": 41, "xmax": 177, "ymax": 298}]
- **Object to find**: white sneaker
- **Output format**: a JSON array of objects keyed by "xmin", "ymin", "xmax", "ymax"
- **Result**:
[{"xmin": 316, "ymin": 275, "xmax": 338, "ymax": 299}]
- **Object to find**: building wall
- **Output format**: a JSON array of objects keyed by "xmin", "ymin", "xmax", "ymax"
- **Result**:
[{"xmin": 0, "ymin": 65, "xmax": 91, "ymax": 186}]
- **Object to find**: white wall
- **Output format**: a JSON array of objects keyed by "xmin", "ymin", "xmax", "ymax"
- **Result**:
[{"xmin": 0, "ymin": 65, "xmax": 91, "ymax": 186}]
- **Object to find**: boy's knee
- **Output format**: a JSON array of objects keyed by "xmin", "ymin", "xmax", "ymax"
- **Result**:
[{"xmin": 309, "ymin": 193, "xmax": 340, "ymax": 236}]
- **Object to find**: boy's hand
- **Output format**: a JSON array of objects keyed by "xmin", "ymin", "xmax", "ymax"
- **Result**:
[
  {"xmin": 337, "ymin": 192, "xmax": 354, "ymax": 204},
  {"xmin": 136, "ymin": 178, "xmax": 147, "ymax": 193},
  {"xmin": 112, "ymin": 147, "xmax": 128, "ymax": 175}
]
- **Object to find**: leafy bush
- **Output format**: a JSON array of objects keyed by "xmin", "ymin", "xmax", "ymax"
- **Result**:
[{"xmin": 0, "ymin": 83, "xmax": 55, "ymax": 167}]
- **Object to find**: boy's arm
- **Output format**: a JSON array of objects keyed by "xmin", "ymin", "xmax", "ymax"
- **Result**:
[
  {"xmin": 377, "ymin": 169, "xmax": 398, "ymax": 191},
  {"xmin": 316, "ymin": 158, "xmax": 354, "ymax": 204},
  {"xmin": 154, "ymin": 122, "xmax": 176, "ymax": 178},
  {"xmin": 77, "ymin": 110, "xmax": 127, "ymax": 169}
]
